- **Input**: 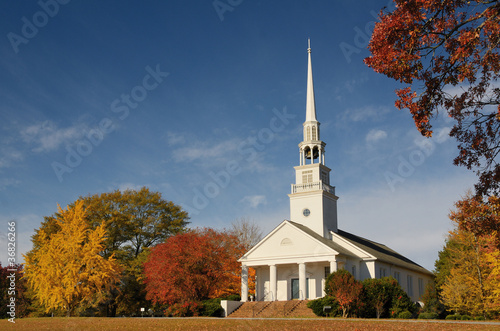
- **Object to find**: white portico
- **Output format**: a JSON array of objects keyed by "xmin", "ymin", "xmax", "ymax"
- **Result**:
[{"xmin": 238, "ymin": 41, "xmax": 433, "ymax": 303}]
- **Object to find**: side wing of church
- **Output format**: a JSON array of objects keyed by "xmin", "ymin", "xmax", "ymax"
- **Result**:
[{"xmin": 238, "ymin": 41, "xmax": 433, "ymax": 303}]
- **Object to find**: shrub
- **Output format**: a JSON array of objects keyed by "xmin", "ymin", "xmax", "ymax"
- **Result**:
[
  {"xmin": 397, "ymin": 310, "xmax": 413, "ymax": 319},
  {"xmin": 201, "ymin": 299, "xmax": 223, "ymax": 317},
  {"xmin": 461, "ymin": 315, "xmax": 472, "ymax": 320},
  {"xmin": 475, "ymin": 316, "xmax": 486, "ymax": 320},
  {"xmin": 418, "ymin": 312, "xmax": 438, "ymax": 319},
  {"xmin": 165, "ymin": 301, "xmax": 201, "ymax": 317},
  {"xmin": 307, "ymin": 296, "xmax": 340, "ymax": 317},
  {"xmin": 445, "ymin": 314, "xmax": 459, "ymax": 320}
]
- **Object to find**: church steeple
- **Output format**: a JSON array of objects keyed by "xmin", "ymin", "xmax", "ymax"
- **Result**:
[
  {"xmin": 306, "ymin": 39, "xmax": 317, "ymax": 122},
  {"xmin": 300, "ymin": 40, "xmax": 324, "ymax": 166},
  {"xmin": 289, "ymin": 40, "xmax": 339, "ymax": 238}
]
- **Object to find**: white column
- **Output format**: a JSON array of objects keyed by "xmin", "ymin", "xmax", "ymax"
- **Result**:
[
  {"xmin": 329, "ymin": 260, "xmax": 337, "ymax": 273},
  {"xmin": 299, "ymin": 263, "xmax": 306, "ymax": 300},
  {"xmin": 319, "ymin": 148, "xmax": 322, "ymax": 165},
  {"xmin": 241, "ymin": 265, "xmax": 248, "ymax": 302},
  {"xmin": 269, "ymin": 264, "xmax": 277, "ymax": 301}
]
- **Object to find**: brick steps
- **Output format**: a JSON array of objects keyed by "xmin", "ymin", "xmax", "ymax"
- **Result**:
[{"xmin": 227, "ymin": 300, "xmax": 316, "ymax": 318}]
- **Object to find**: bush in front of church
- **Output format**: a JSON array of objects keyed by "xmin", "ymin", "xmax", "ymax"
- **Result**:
[
  {"xmin": 324, "ymin": 269, "xmax": 364, "ymax": 318},
  {"xmin": 307, "ymin": 296, "xmax": 340, "ymax": 317},
  {"xmin": 308, "ymin": 274, "xmax": 417, "ymax": 318}
]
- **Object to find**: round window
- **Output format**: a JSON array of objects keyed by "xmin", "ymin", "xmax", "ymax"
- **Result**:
[{"xmin": 303, "ymin": 208, "xmax": 311, "ymax": 217}]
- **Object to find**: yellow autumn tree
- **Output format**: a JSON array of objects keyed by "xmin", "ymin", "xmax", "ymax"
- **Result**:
[
  {"xmin": 441, "ymin": 225, "xmax": 499, "ymax": 318},
  {"xmin": 23, "ymin": 201, "xmax": 121, "ymax": 317}
]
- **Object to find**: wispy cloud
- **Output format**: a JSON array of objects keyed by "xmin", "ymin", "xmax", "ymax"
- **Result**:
[
  {"xmin": 366, "ymin": 129, "xmax": 387, "ymax": 143},
  {"xmin": 0, "ymin": 148, "xmax": 23, "ymax": 168},
  {"xmin": 20, "ymin": 120, "xmax": 87, "ymax": 153},
  {"xmin": 0, "ymin": 178, "xmax": 21, "ymax": 190},
  {"xmin": 341, "ymin": 105, "xmax": 391, "ymax": 122},
  {"xmin": 170, "ymin": 134, "xmax": 241, "ymax": 164},
  {"xmin": 239, "ymin": 195, "xmax": 267, "ymax": 208}
]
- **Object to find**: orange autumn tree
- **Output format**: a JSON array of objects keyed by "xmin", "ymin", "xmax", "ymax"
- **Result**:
[
  {"xmin": 144, "ymin": 228, "xmax": 246, "ymax": 307},
  {"xmin": 325, "ymin": 269, "xmax": 363, "ymax": 318},
  {"xmin": 23, "ymin": 201, "xmax": 121, "ymax": 317},
  {"xmin": 365, "ymin": 0, "xmax": 500, "ymax": 196}
]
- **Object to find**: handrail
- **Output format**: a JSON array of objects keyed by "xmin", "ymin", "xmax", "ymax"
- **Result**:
[
  {"xmin": 252, "ymin": 292, "xmax": 273, "ymax": 317},
  {"xmin": 291, "ymin": 181, "xmax": 335, "ymax": 194}
]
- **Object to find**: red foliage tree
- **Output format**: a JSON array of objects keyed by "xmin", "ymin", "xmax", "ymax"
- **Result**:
[
  {"xmin": 143, "ymin": 228, "xmax": 245, "ymax": 306},
  {"xmin": 365, "ymin": 0, "xmax": 500, "ymax": 196},
  {"xmin": 325, "ymin": 269, "xmax": 363, "ymax": 318}
]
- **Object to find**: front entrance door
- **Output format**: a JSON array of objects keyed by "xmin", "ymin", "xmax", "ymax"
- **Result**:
[{"xmin": 291, "ymin": 278, "xmax": 309, "ymax": 299}]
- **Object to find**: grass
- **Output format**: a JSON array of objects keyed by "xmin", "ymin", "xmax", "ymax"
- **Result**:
[{"xmin": 1, "ymin": 317, "xmax": 500, "ymax": 331}]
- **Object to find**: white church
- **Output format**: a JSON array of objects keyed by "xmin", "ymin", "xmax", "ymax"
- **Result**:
[{"xmin": 238, "ymin": 42, "xmax": 434, "ymax": 303}]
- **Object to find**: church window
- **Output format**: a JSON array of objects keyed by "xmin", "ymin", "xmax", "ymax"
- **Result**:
[
  {"xmin": 306, "ymin": 126, "xmax": 311, "ymax": 141},
  {"xmin": 393, "ymin": 271, "xmax": 400, "ymax": 283},
  {"xmin": 418, "ymin": 278, "xmax": 424, "ymax": 297},
  {"xmin": 302, "ymin": 170, "xmax": 313, "ymax": 183},
  {"xmin": 321, "ymin": 171, "xmax": 329, "ymax": 185},
  {"xmin": 351, "ymin": 265, "xmax": 356, "ymax": 279},
  {"xmin": 324, "ymin": 266, "xmax": 330, "ymax": 278},
  {"xmin": 312, "ymin": 126, "xmax": 317, "ymax": 140},
  {"xmin": 379, "ymin": 267, "xmax": 386, "ymax": 278},
  {"xmin": 407, "ymin": 275, "xmax": 413, "ymax": 296}
]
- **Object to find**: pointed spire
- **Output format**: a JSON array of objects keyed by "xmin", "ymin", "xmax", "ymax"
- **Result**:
[{"xmin": 306, "ymin": 39, "xmax": 317, "ymax": 122}]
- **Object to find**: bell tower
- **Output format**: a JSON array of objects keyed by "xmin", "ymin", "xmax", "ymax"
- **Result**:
[{"xmin": 288, "ymin": 40, "xmax": 339, "ymax": 238}]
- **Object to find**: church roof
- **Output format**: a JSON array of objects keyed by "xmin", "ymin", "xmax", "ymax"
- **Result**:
[
  {"xmin": 288, "ymin": 220, "xmax": 432, "ymax": 276},
  {"xmin": 287, "ymin": 220, "xmax": 357, "ymax": 258},
  {"xmin": 335, "ymin": 229, "xmax": 433, "ymax": 276}
]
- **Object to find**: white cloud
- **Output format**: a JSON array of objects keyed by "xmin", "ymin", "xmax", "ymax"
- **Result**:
[
  {"xmin": 366, "ymin": 129, "xmax": 387, "ymax": 143},
  {"xmin": 240, "ymin": 195, "xmax": 267, "ymax": 208},
  {"xmin": 342, "ymin": 106, "xmax": 390, "ymax": 122},
  {"xmin": 172, "ymin": 138, "xmax": 240, "ymax": 163},
  {"xmin": 0, "ymin": 148, "xmax": 23, "ymax": 168},
  {"xmin": 165, "ymin": 131, "xmax": 186, "ymax": 146},
  {"xmin": 0, "ymin": 178, "xmax": 21, "ymax": 190},
  {"xmin": 434, "ymin": 127, "xmax": 451, "ymax": 143},
  {"xmin": 21, "ymin": 120, "xmax": 86, "ymax": 153}
]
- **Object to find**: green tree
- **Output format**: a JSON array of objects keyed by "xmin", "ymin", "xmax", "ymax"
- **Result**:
[
  {"xmin": 420, "ymin": 282, "xmax": 445, "ymax": 317},
  {"xmin": 23, "ymin": 201, "xmax": 121, "ymax": 317},
  {"xmin": 362, "ymin": 278, "xmax": 392, "ymax": 318},
  {"xmin": 27, "ymin": 187, "xmax": 189, "ymax": 316}
]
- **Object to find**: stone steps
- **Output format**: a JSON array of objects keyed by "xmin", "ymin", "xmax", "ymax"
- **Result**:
[{"xmin": 227, "ymin": 300, "xmax": 316, "ymax": 318}]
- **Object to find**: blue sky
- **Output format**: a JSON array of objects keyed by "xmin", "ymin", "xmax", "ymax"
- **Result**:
[{"xmin": 0, "ymin": 0, "xmax": 476, "ymax": 271}]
